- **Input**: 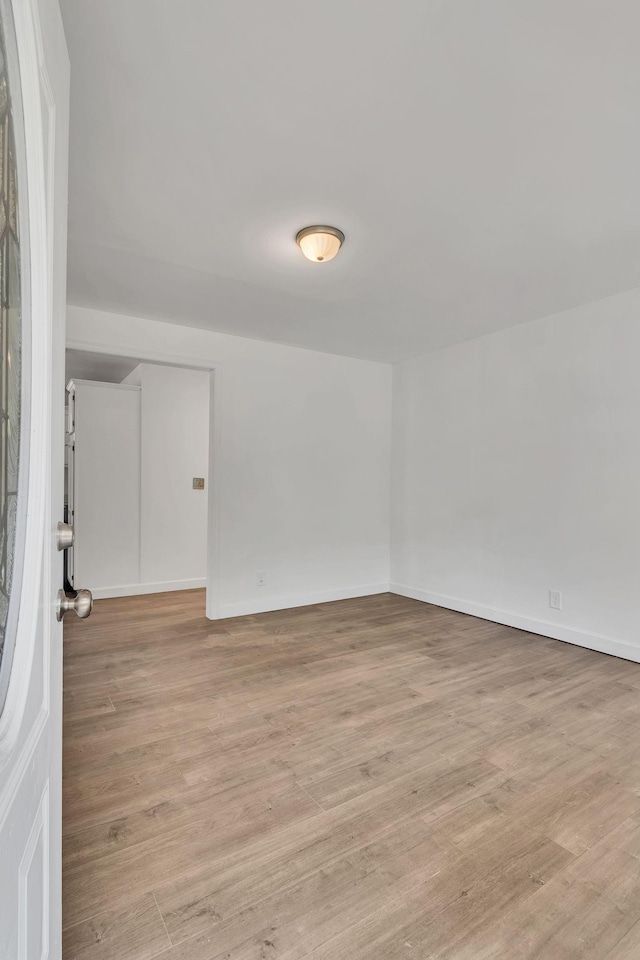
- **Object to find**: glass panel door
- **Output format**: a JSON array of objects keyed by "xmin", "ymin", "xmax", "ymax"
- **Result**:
[{"xmin": 0, "ymin": 4, "xmax": 24, "ymax": 710}]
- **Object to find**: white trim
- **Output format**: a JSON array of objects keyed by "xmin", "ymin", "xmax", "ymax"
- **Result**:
[
  {"xmin": 205, "ymin": 366, "xmax": 222, "ymax": 620},
  {"xmin": 90, "ymin": 578, "xmax": 207, "ymax": 600},
  {"xmin": 218, "ymin": 583, "xmax": 390, "ymax": 620},
  {"xmin": 390, "ymin": 583, "xmax": 640, "ymax": 665}
]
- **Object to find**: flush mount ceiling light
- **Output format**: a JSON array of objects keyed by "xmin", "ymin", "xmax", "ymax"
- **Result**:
[{"xmin": 296, "ymin": 225, "xmax": 345, "ymax": 263}]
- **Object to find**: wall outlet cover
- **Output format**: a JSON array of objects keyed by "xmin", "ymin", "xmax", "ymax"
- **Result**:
[{"xmin": 549, "ymin": 590, "xmax": 562, "ymax": 610}]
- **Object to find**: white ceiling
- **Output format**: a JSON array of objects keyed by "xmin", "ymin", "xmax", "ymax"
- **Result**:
[
  {"xmin": 60, "ymin": 0, "xmax": 640, "ymax": 362},
  {"xmin": 65, "ymin": 350, "xmax": 140, "ymax": 384}
]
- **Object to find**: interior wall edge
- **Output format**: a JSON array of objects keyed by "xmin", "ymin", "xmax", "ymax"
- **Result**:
[
  {"xmin": 389, "ymin": 583, "xmax": 640, "ymax": 666},
  {"xmin": 66, "ymin": 305, "xmax": 392, "ymax": 625}
]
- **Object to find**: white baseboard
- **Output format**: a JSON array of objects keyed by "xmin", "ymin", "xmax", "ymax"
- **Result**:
[
  {"xmin": 218, "ymin": 583, "xmax": 390, "ymax": 620},
  {"xmin": 390, "ymin": 583, "xmax": 640, "ymax": 665},
  {"xmin": 91, "ymin": 578, "xmax": 207, "ymax": 600}
]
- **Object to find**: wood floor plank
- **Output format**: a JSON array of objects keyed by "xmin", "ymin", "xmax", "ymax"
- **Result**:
[
  {"xmin": 62, "ymin": 895, "xmax": 170, "ymax": 960},
  {"xmin": 63, "ymin": 590, "xmax": 640, "ymax": 959}
]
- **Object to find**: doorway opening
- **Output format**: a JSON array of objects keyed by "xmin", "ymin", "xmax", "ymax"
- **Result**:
[{"xmin": 64, "ymin": 347, "xmax": 219, "ymax": 615}]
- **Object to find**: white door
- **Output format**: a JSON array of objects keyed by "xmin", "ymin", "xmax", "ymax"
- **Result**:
[{"xmin": 0, "ymin": 1, "xmax": 70, "ymax": 958}]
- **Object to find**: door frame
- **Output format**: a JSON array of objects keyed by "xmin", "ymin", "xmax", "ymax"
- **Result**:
[{"xmin": 65, "ymin": 338, "xmax": 222, "ymax": 620}]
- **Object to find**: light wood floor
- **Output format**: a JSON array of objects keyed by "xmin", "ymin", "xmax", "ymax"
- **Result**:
[{"xmin": 63, "ymin": 590, "xmax": 640, "ymax": 960}]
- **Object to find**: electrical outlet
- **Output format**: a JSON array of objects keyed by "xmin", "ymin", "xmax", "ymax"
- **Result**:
[
  {"xmin": 549, "ymin": 590, "xmax": 562, "ymax": 611},
  {"xmin": 256, "ymin": 571, "xmax": 266, "ymax": 586}
]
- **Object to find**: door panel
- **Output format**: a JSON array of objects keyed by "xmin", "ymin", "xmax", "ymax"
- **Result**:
[{"xmin": 0, "ymin": 1, "xmax": 69, "ymax": 958}]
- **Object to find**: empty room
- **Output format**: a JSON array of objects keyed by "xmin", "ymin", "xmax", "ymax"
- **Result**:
[{"xmin": 1, "ymin": 2, "xmax": 640, "ymax": 959}]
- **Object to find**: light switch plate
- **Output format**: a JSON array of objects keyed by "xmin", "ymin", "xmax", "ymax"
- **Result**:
[{"xmin": 192, "ymin": 477, "xmax": 205, "ymax": 490}]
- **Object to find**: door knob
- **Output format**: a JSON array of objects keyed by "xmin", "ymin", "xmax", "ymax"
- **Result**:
[
  {"xmin": 56, "ymin": 521, "xmax": 75, "ymax": 551},
  {"xmin": 56, "ymin": 588, "xmax": 93, "ymax": 621}
]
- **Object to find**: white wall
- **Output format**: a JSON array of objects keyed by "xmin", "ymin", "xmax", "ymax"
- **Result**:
[
  {"xmin": 67, "ymin": 306, "xmax": 392, "ymax": 618},
  {"xmin": 124, "ymin": 363, "xmax": 209, "ymax": 586},
  {"xmin": 72, "ymin": 381, "xmax": 141, "ymax": 592},
  {"xmin": 391, "ymin": 286, "xmax": 640, "ymax": 663}
]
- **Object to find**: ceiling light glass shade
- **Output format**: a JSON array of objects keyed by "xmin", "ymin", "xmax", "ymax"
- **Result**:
[{"xmin": 296, "ymin": 225, "xmax": 345, "ymax": 262}]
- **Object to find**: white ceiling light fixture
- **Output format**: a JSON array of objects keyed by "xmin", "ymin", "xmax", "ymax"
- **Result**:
[{"xmin": 296, "ymin": 225, "xmax": 345, "ymax": 263}]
